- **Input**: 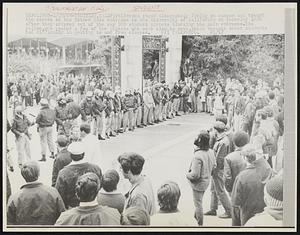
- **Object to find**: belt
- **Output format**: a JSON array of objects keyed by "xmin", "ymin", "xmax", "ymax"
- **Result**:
[{"xmin": 39, "ymin": 124, "xmax": 53, "ymax": 128}]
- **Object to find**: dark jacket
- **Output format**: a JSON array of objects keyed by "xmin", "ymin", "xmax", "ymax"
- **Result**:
[
  {"xmin": 55, "ymin": 105, "xmax": 68, "ymax": 125},
  {"xmin": 92, "ymin": 97, "xmax": 106, "ymax": 115},
  {"xmin": 213, "ymin": 132, "xmax": 230, "ymax": 170},
  {"xmin": 55, "ymin": 162, "xmax": 102, "ymax": 209},
  {"xmin": 186, "ymin": 149, "xmax": 216, "ymax": 191},
  {"xmin": 80, "ymin": 99, "xmax": 93, "ymax": 120},
  {"xmin": 36, "ymin": 106, "xmax": 56, "ymax": 127},
  {"xmin": 51, "ymin": 148, "xmax": 72, "ymax": 187},
  {"xmin": 11, "ymin": 114, "xmax": 32, "ymax": 138},
  {"xmin": 224, "ymin": 149, "xmax": 247, "ymax": 193},
  {"xmin": 123, "ymin": 95, "xmax": 136, "ymax": 110},
  {"xmin": 114, "ymin": 95, "xmax": 122, "ymax": 112},
  {"xmin": 66, "ymin": 102, "xmax": 81, "ymax": 120},
  {"xmin": 231, "ymin": 157, "xmax": 273, "ymax": 226},
  {"xmin": 7, "ymin": 182, "xmax": 65, "ymax": 225},
  {"xmin": 152, "ymin": 88, "xmax": 161, "ymax": 105}
]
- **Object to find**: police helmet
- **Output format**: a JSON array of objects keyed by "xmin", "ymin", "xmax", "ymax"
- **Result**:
[{"xmin": 66, "ymin": 94, "xmax": 73, "ymax": 102}]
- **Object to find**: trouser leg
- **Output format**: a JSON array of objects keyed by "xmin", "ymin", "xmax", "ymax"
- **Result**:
[
  {"xmin": 232, "ymin": 206, "xmax": 242, "ymax": 226},
  {"xmin": 192, "ymin": 190, "xmax": 205, "ymax": 225},
  {"xmin": 123, "ymin": 111, "xmax": 129, "ymax": 131},
  {"xmin": 210, "ymin": 181, "xmax": 219, "ymax": 211},
  {"xmin": 128, "ymin": 110, "xmax": 134, "ymax": 130},
  {"xmin": 46, "ymin": 127, "xmax": 55, "ymax": 153},
  {"xmin": 101, "ymin": 113, "xmax": 106, "ymax": 137},
  {"xmin": 158, "ymin": 102, "xmax": 163, "ymax": 121},
  {"xmin": 16, "ymin": 136, "xmax": 26, "ymax": 165},
  {"xmin": 24, "ymin": 135, "xmax": 31, "ymax": 161},
  {"xmin": 212, "ymin": 169, "xmax": 232, "ymax": 215},
  {"xmin": 39, "ymin": 127, "xmax": 47, "ymax": 156},
  {"xmin": 143, "ymin": 106, "xmax": 149, "ymax": 125}
]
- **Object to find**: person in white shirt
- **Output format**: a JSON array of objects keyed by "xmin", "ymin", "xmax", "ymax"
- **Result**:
[{"xmin": 79, "ymin": 123, "xmax": 102, "ymax": 164}]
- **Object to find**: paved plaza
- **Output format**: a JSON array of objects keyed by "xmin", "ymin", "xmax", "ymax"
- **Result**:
[{"xmin": 6, "ymin": 108, "xmax": 231, "ymax": 226}]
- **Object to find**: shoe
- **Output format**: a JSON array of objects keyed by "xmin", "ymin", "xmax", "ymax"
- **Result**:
[
  {"xmin": 9, "ymin": 166, "xmax": 14, "ymax": 172},
  {"xmin": 118, "ymin": 129, "xmax": 124, "ymax": 133},
  {"xmin": 204, "ymin": 210, "xmax": 217, "ymax": 216},
  {"xmin": 176, "ymin": 113, "xmax": 181, "ymax": 116},
  {"xmin": 39, "ymin": 155, "xmax": 46, "ymax": 162},
  {"xmin": 167, "ymin": 117, "xmax": 171, "ymax": 119},
  {"xmin": 148, "ymin": 123, "xmax": 154, "ymax": 125},
  {"xmin": 98, "ymin": 135, "xmax": 105, "ymax": 140},
  {"xmin": 218, "ymin": 213, "xmax": 231, "ymax": 219},
  {"xmin": 109, "ymin": 132, "xmax": 116, "ymax": 137},
  {"xmin": 49, "ymin": 152, "xmax": 55, "ymax": 159}
]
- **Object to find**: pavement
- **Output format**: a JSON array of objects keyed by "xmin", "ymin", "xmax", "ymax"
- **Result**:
[{"xmin": 6, "ymin": 107, "xmax": 232, "ymax": 226}]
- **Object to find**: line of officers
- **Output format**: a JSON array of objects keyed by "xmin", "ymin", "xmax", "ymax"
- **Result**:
[
  {"xmin": 55, "ymin": 81, "xmax": 184, "ymax": 141},
  {"xmin": 8, "ymin": 81, "xmax": 187, "ymax": 166}
]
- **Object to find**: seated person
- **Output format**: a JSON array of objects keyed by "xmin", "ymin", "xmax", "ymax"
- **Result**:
[{"xmin": 55, "ymin": 172, "xmax": 120, "ymax": 225}]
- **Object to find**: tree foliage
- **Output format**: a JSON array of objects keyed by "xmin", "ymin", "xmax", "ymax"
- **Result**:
[
  {"xmin": 89, "ymin": 36, "xmax": 112, "ymax": 76},
  {"xmin": 182, "ymin": 34, "xmax": 284, "ymax": 85}
]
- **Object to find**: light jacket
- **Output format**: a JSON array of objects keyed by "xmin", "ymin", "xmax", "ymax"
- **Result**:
[
  {"xmin": 186, "ymin": 148, "xmax": 216, "ymax": 191},
  {"xmin": 55, "ymin": 204, "xmax": 120, "ymax": 225},
  {"xmin": 124, "ymin": 175, "xmax": 156, "ymax": 216}
]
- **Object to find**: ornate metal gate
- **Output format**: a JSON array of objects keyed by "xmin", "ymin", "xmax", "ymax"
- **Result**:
[
  {"xmin": 142, "ymin": 35, "xmax": 168, "ymax": 88},
  {"xmin": 111, "ymin": 36, "xmax": 124, "ymax": 91}
]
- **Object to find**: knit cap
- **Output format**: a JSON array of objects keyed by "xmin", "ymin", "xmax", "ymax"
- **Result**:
[{"xmin": 264, "ymin": 176, "xmax": 283, "ymax": 209}]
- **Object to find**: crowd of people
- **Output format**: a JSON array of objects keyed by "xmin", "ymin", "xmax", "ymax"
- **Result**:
[{"xmin": 6, "ymin": 71, "xmax": 285, "ymax": 227}]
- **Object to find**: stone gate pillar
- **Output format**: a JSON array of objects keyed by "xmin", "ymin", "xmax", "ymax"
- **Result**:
[
  {"xmin": 121, "ymin": 35, "xmax": 143, "ymax": 94},
  {"xmin": 166, "ymin": 35, "xmax": 182, "ymax": 86}
]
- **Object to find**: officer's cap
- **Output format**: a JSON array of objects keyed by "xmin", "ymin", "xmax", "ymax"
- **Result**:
[
  {"xmin": 40, "ymin": 98, "xmax": 49, "ymax": 106},
  {"xmin": 67, "ymin": 141, "xmax": 85, "ymax": 155}
]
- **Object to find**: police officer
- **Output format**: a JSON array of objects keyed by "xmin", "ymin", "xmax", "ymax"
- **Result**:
[
  {"xmin": 122, "ymin": 89, "xmax": 136, "ymax": 132},
  {"xmin": 55, "ymin": 94, "xmax": 69, "ymax": 136},
  {"xmin": 80, "ymin": 91, "xmax": 94, "ymax": 125},
  {"xmin": 66, "ymin": 93, "xmax": 82, "ymax": 124},
  {"xmin": 152, "ymin": 83, "xmax": 162, "ymax": 123},
  {"xmin": 134, "ymin": 88, "xmax": 144, "ymax": 128},
  {"xmin": 92, "ymin": 89, "xmax": 107, "ymax": 140},
  {"xmin": 114, "ymin": 87, "xmax": 123, "ymax": 134},
  {"xmin": 36, "ymin": 98, "xmax": 56, "ymax": 161},
  {"xmin": 11, "ymin": 106, "xmax": 34, "ymax": 167}
]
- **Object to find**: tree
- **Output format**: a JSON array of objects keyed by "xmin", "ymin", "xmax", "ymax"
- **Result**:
[{"xmin": 182, "ymin": 34, "xmax": 284, "ymax": 85}]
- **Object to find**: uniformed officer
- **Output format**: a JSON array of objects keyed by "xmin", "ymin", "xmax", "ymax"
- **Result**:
[
  {"xmin": 80, "ymin": 91, "xmax": 94, "ymax": 125},
  {"xmin": 152, "ymin": 83, "xmax": 162, "ymax": 123},
  {"xmin": 92, "ymin": 89, "xmax": 107, "ymax": 140},
  {"xmin": 133, "ymin": 88, "xmax": 144, "ymax": 128},
  {"xmin": 36, "ymin": 98, "xmax": 56, "ymax": 161},
  {"xmin": 113, "ymin": 87, "xmax": 123, "ymax": 134},
  {"xmin": 105, "ymin": 90, "xmax": 116, "ymax": 138},
  {"xmin": 11, "ymin": 106, "xmax": 34, "ymax": 167},
  {"xmin": 122, "ymin": 89, "xmax": 136, "ymax": 132},
  {"xmin": 9, "ymin": 91, "xmax": 22, "ymax": 117},
  {"xmin": 55, "ymin": 94, "xmax": 69, "ymax": 136}
]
